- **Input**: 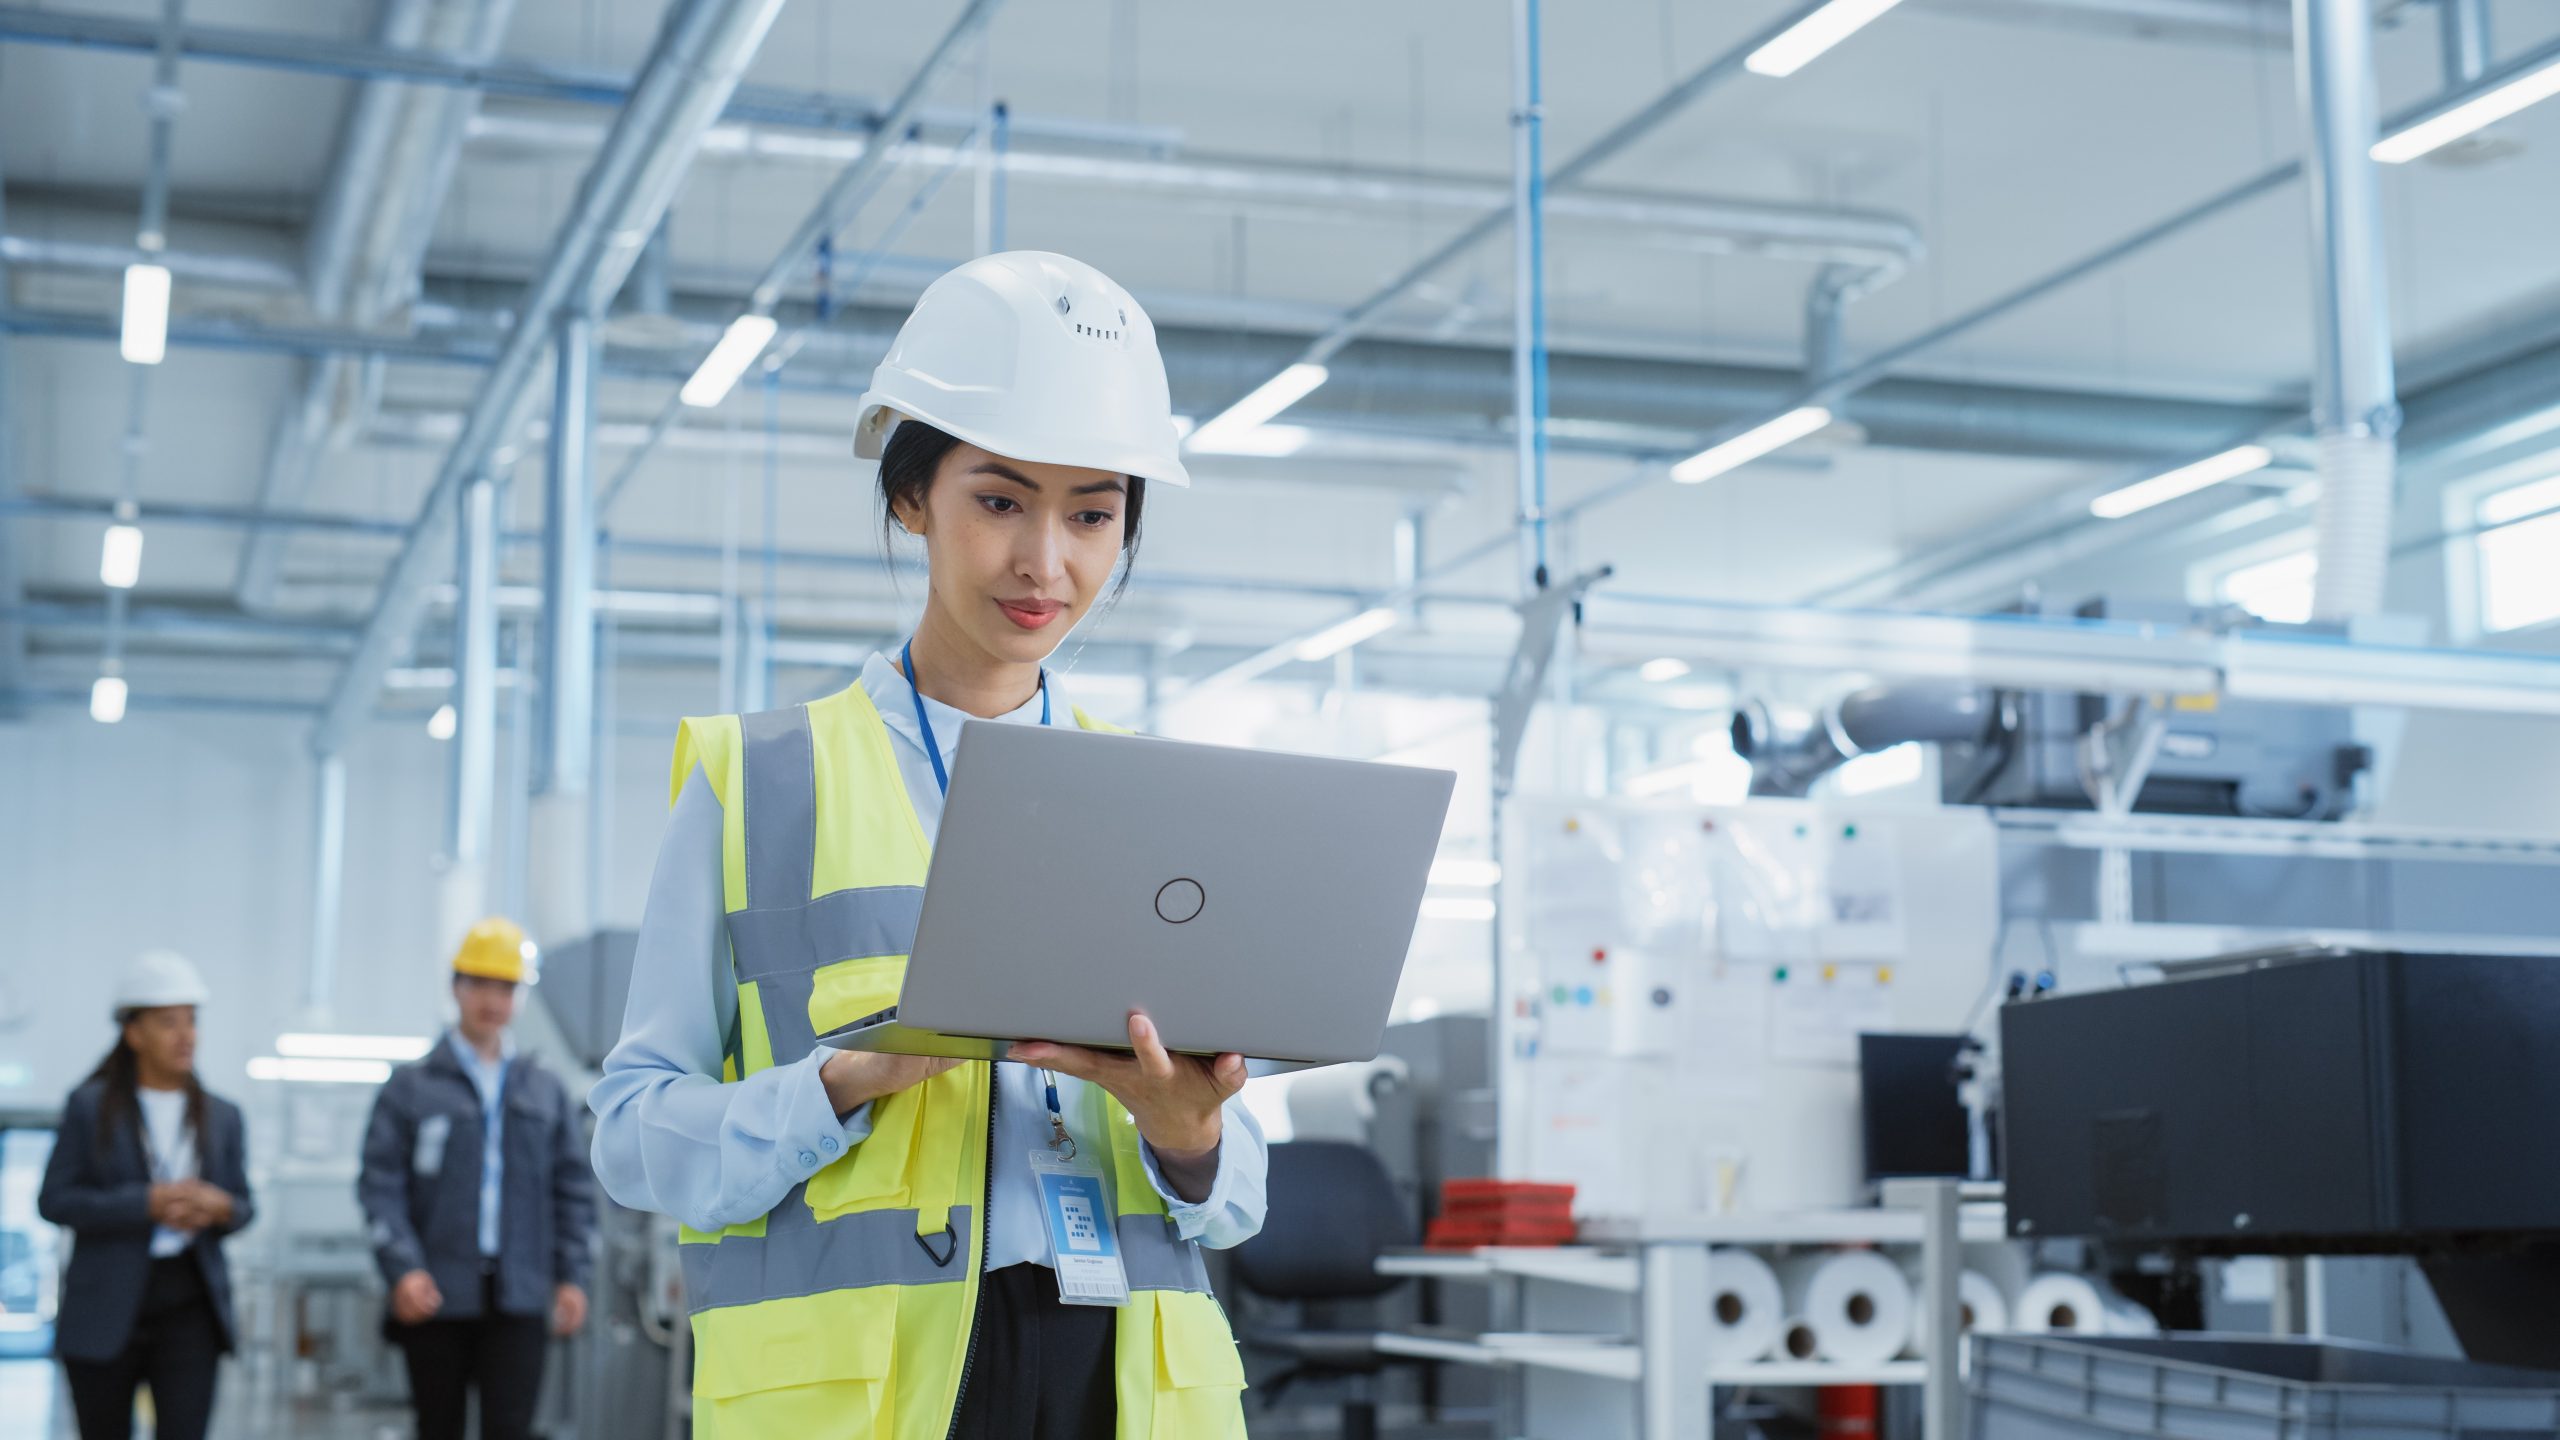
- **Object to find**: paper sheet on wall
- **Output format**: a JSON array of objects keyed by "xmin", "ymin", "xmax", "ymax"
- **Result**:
[
  {"xmin": 1681, "ymin": 960, "xmax": 1771, "ymax": 1099},
  {"xmin": 1769, "ymin": 968, "xmax": 1895, "ymax": 1065}
]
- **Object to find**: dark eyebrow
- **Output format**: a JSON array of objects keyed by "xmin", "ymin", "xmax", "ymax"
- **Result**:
[{"xmin": 969, "ymin": 461, "xmax": 1126, "ymax": 498}]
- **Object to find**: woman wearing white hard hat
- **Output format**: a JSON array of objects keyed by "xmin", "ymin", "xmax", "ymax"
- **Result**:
[
  {"xmin": 592, "ymin": 252, "xmax": 1260, "ymax": 1439},
  {"xmin": 40, "ymin": 952, "xmax": 255, "ymax": 1440}
]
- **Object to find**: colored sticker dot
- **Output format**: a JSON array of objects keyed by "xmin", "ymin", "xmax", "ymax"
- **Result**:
[
  {"xmin": 1821, "ymin": 964, "xmax": 1839, "ymax": 982},
  {"xmin": 1774, "ymin": 966, "xmax": 1790, "ymax": 983},
  {"xmin": 1597, "ymin": 987, "xmax": 1614, "ymax": 1008},
  {"xmin": 1843, "ymin": 824, "xmax": 1859, "ymax": 840},
  {"xmin": 1575, "ymin": 986, "xmax": 1594, "ymax": 1007},
  {"xmin": 1592, "ymin": 947, "xmax": 1608, "ymax": 964},
  {"xmin": 1552, "ymin": 985, "xmax": 1570, "ymax": 1005},
  {"xmin": 1878, "ymin": 966, "xmax": 1894, "ymax": 985},
  {"xmin": 1651, "ymin": 987, "xmax": 1673, "ymax": 1008}
]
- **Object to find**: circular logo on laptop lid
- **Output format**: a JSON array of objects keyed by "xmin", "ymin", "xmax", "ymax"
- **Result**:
[{"xmin": 1155, "ymin": 877, "xmax": 1205, "ymax": 925}]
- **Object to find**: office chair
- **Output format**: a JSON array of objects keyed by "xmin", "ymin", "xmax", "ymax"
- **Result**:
[{"xmin": 1229, "ymin": 1141, "xmax": 1422, "ymax": 1440}]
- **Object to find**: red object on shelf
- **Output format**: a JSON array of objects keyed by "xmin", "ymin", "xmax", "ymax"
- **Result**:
[
  {"xmin": 1427, "ymin": 1179, "xmax": 1580, "ymax": 1249},
  {"xmin": 1817, "ymin": 1386, "xmax": 1880, "ymax": 1440}
]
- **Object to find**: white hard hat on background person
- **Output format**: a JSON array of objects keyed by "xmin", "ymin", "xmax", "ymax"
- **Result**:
[
  {"xmin": 112, "ymin": 949, "xmax": 209, "ymax": 1015},
  {"xmin": 854, "ymin": 251, "xmax": 1192, "ymax": 489}
]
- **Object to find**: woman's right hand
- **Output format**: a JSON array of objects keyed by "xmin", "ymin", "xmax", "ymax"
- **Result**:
[
  {"xmin": 391, "ymin": 1270, "xmax": 443, "ymax": 1325},
  {"xmin": 819, "ymin": 1051, "xmax": 962, "ymax": 1118}
]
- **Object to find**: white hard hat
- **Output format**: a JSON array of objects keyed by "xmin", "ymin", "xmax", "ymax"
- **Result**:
[
  {"xmin": 854, "ymin": 251, "xmax": 1191, "ymax": 488},
  {"xmin": 112, "ymin": 949, "xmax": 209, "ymax": 1015}
]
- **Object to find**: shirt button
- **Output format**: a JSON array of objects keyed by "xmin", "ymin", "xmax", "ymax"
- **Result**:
[
  {"xmin": 820, "ymin": 1137, "xmax": 839, "ymax": 1154},
  {"xmin": 798, "ymin": 1150, "xmax": 818, "ymax": 1168}
]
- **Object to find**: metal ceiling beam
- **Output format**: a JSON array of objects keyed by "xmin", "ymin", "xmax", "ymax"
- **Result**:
[
  {"xmin": 0, "ymin": 3, "xmax": 1176, "ymax": 155},
  {"xmin": 465, "ymin": 106, "xmax": 1926, "ymax": 271},
  {"xmin": 1543, "ymin": 24, "xmax": 2560, "ymax": 537},
  {"xmin": 309, "ymin": 0, "xmax": 788, "ymax": 756},
  {"xmin": 238, "ymin": 0, "xmax": 520, "ymax": 613}
]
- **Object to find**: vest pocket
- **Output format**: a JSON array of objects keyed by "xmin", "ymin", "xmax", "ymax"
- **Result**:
[
  {"xmin": 1142, "ymin": 1288, "xmax": 1248, "ymax": 1438},
  {"xmin": 692, "ymin": 1283, "xmax": 897, "ymax": 1413}
]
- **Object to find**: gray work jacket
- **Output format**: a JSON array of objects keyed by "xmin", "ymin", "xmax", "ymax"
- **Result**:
[{"xmin": 357, "ymin": 1038, "xmax": 594, "ymax": 1320}]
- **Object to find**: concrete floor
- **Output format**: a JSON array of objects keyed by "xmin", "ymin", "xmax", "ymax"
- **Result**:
[{"xmin": 0, "ymin": 1359, "xmax": 409, "ymax": 1440}]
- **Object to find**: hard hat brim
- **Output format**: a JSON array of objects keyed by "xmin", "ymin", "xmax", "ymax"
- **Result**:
[{"xmin": 855, "ymin": 398, "xmax": 1193, "ymax": 489}]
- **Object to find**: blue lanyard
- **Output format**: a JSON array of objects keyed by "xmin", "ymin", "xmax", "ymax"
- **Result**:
[{"xmin": 900, "ymin": 638, "xmax": 1049, "ymax": 796}]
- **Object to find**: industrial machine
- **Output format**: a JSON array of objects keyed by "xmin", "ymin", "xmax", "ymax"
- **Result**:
[
  {"xmin": 2000, "ymin": 947, "xmax": 2560, "ymax": 1371},
  {"xmin": 1734, "ymin": 597, "xmax": 2372, "ymax": 820}
]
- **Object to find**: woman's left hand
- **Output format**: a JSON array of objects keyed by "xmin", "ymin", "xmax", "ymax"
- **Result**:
[{"xmin": 1013, "ymin": 1013, "xmax": 1246, "ymax": 1162}]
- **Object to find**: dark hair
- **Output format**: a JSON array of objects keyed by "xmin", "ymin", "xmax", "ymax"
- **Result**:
[
  {"xmin": 89, "ymin": 1013, "xmax": 208, "ymax": 1154},
  {"xmin": 877, "ymin": 421, "xmax": 1146, "ymax": 602}
]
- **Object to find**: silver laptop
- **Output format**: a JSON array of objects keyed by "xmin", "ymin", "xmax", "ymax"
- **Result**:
[{"xmin": 817, "ymin": 721, "xmax": 1456, "ymax": 1066}]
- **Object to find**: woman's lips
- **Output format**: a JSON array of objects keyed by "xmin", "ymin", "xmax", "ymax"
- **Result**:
[{"xmin": 998, "ymin": 599, "xmax": 1064, "ymax": 630}]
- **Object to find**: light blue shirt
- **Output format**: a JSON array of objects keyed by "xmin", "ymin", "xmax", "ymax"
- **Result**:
[
  {"xmin": 589, "ymin": 653, "xmax": 1267, "ymax": 1270},
  {"xmin": 446, "ymin": 1029, "xmax": 513, "ymax": 1258}
]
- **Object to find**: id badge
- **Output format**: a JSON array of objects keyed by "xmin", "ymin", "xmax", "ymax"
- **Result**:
[{"xmin": 1030, "ymin": 1151, "xmax": 1130, "ymax": 1307}]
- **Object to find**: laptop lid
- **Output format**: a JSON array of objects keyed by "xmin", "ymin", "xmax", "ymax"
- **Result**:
[{"xmin": 899, "ymin": 722, "xmax": 1456, "ymax": 1066}]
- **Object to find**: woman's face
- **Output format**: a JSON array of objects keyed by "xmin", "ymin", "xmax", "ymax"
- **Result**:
[
  {"xmin": 121, "ymin": 1004, "xmax": 197, "ymax": 1080},
  {"xmin": 894, "ymin": 441, "xmax": 1130, "ymax": 667}
]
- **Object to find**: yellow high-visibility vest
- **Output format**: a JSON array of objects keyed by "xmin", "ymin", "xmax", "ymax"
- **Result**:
[{"xmin": 666, "ymin": 680, "xmax": 1247, "ymax": 1438}]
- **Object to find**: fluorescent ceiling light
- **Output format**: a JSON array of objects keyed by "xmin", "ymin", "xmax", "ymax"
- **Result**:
[
  {"xmin": 1195, "ymin": 363, "xmax": 1329, "ymax": 438},
  {"xmin": 427, "ymin": 703, "xmax": 458, "ymax": 741},
  {"xmin": 1833, "ymin": 740, "xmax": 1925, "ymax": 795},
  {"xmin": 1188, "ymin": 423, "xmax": 1311, "ymax": 458},
  {"xmin": 1639, "ymin": 657, "xmax": 1691, "ymax": 683},
  {"xmin": 99, "ymin": 524, "xmax": 145, "ymax": 589},
  {"xmin": 120, "ymin": 262, "xmax": 170, "ymax": 365},
  {"xmin": 2373, "ymin": 55, "xmax": 2560, "ymax": 164},
  {"xmin": 2089, "ymin": 444, "xmax": 2273, "ymax": 519},
  {"xmin": 1671, "ymin": 406, "xmax": 1832, "ymax": 484},
  {"xmin": 1419, "ymin": 896, "xmax": 1497, "ymax": 923},
  {"xmin": 1428, "ymin": 858, "xmax": 1503, "ymax": 889},
  {"xmin": 90, "ymin": 674, "xmax": 129, "ymax": 724},
  {"xmin": 247, "ymin": 1056, "xmax": 393, "ymax": 1085},
  {"xmin": 1746, "ymin": 0, "xmax": 1909, "ymax": 78},
  {"xmin": 276, "ymin": 1032, "xmax": 434, "ymax": 1062},
  {"xmin": 1293, "ymin": 606, "xmax": 1400, "ymax": 662},
  {"xmin": 680, "ymin": 314, "xmax": 779, "ymax": 408}
]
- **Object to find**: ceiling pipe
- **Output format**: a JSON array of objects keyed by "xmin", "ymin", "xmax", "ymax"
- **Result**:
[
  {"xmin": 0, "ymin": 3, "xmax": 1182, "ymax": 156},
  {"xmin": 238, "ymin": 0, "xmax": 519, "ymax": 614},
  {"xmin": 464, "ymin": 107, "xmax": 1927, "ymax": 272},
  {"xmin": 309, "ymin": 0, "xmax": 789, "ymax": 757},
  {"xmin": 1190, "ymin": 0, "xmax": 1920, "ymax": 431},
  {"xmin": 2293, "ymin": 0, "xmax": 2399, "ymax": 621}
]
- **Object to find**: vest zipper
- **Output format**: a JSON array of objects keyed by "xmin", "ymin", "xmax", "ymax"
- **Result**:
[{"xmin": 944, "ymin": 1062, "xmax": 997, "ymax": 1440}]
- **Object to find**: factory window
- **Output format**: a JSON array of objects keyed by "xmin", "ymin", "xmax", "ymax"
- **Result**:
[
  {"xmin": 2194, "ymin": 536, "xmax": 2317, "ymax": 625},
  {"xmin": 2472, "ymin": 474, "xmax": 2560, "ymax": 634}
]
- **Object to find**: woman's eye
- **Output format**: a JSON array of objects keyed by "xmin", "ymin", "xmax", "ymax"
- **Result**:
[
  {"xmin": 1075, "ymin": 510, "xmax": 1117, "ymax": 528},
  {"xmin": 979, "ymin": 495, "xmax": 1021, "ymax": 514}
]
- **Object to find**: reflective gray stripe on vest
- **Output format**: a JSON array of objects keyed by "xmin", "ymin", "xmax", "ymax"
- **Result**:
[
  {"xmin": 737, "ymin": 706, "xmax": 815, "ymax": 912},
  {"xmin": 683, "ymin": 1203, "xmax": 978, "ymax": 1314},
  {"xmin": 724, "ymin": 704, "xmax": 922, "ymax": 1068},
  {"xmin": 1119, "ymin": 1213, "xmax": 1213, "ymax": 1293}
]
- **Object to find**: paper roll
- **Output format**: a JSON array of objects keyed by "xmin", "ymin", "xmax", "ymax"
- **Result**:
[
  {"xmin": 1779, "ymin": 1250, "xmax": 1915, "ymax": 1369},
  {"xmin": 2013, "ymin": 1273, "xmax": 2155, "ymax": 1336},
  {"xmin": 1704, "ymin": 1248, "xmax": 1785, "ymax": 1365},
  {"xmin": 1282, "ymin": 1056, "xmax": 1410, "ymax": 1143},
  {"xmin": 1904, "ymin": 1269, "xmax": 2011, "ymax": 1355}
]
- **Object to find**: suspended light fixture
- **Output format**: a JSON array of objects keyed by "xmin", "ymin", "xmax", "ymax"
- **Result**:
[
  {"xmin": 1746, "ymin": 0, "xmax": 1910, "ymax": 79},
  {"xmin": 2373, "ymin": 54, "xmax": 2560, "ymax": 164},
  {"xmin": 1671, "ymin": 406, "xmax": 1833, "ymax": 484},
  {"xmin": 2089, "ymin": 444, "xmax": 2274, "ymax": 519},
  {"xmin": 120, "ymin": 263, "xmax": 171, "ymax": 365},
  {"xmin": 681, "ymin": 314, "xmax": 779, "ymax": 408}
]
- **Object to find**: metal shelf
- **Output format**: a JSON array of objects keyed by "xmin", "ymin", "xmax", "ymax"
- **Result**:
[
  {"xmin": 1575, "ymin": 1206, "xmax": 2007, "ymax": 1247},
  {"xmin": 1376, "ymin": 1329, "xmax": 1644, "ymax": 1382},
  {"xmin": 1377, "ymin": 1245, "xmax": 1642, "ymax": 1293}
]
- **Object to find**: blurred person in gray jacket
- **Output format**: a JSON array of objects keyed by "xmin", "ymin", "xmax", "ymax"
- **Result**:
[{"xmin": 358, "ymin": 917, "xmax": 594, "ymax": 1440}]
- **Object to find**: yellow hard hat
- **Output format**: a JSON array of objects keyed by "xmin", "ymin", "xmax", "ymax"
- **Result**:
[{"xmin": 452, "ymin": 917, "xmax": 538, "ymax": 985}]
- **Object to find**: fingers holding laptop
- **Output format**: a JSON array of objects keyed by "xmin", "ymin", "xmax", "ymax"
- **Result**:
[
  {"xmin": 820, "ymin": 1050, "xmax": 964, "ymax": 1118},
  {"xmin": 1013, "ymin": 1012, "xmax": 1247, "ymax": 1162}
]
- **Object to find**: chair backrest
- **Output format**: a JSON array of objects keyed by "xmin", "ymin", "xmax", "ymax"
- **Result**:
[{"xmin": 1230, "ymin": 1140, "xmax": 1413, "ymax": 1302}]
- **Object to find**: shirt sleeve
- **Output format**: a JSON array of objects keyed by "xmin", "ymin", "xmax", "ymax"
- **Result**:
[
  {"xmin": 587, "ymin": 767, "xmax": 876, "ymax": 1235},
  {"xmin": 1139, "ymin": 1096, "xmax": 1267, "ymax": 1250}
]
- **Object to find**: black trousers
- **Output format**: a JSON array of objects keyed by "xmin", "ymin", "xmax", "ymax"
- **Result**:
[
  {"xmin": 394, "ymin": 1272, "xmax": 548, "ymax": 1440},
  {"xmin": 949, "ymin": 1264, "xmax": 1116, "ymax": 1440},
  {"xmin": 61, "ymin": 1255, "xmax": 225, "ymax": 1440}
]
